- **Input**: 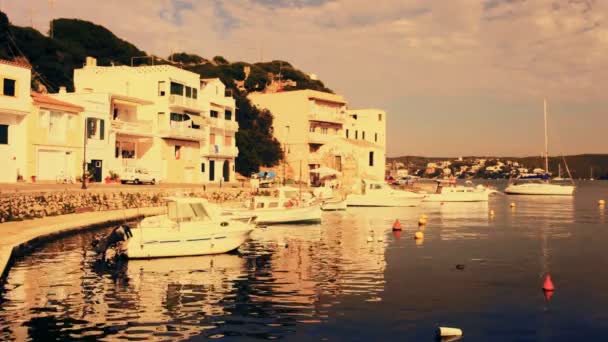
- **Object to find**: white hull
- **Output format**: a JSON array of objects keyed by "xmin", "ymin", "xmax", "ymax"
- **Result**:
[
  {"xmin": 505, "ymin": 183, "xmax": 575, "ymax": 196},
  {"xmin": 226, "ymin": 204, "xmax": 323, "ymax": 224},
  {"xmin": 321, "ymin": 199, "xmax": 347, "ymax": 211},
  {"xmin": 346, "ymin": 193, "xmax": 424, "ymax": 207},
  {"xmin": 423, "ymin": 189, "xmax": 493, "ymax": 202}
]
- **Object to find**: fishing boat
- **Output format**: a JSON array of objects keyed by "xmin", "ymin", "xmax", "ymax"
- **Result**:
[
  {"xmin": 505, "ymin": 100, "xmax": 575, "ymax": 196},
  {"xmin": 346, "ymin": 179, "xmax": 425, "ymax": 207},
  {"xmin": 423, "ymin": 180, "xmax": 496, "ymax": 202},
  {"xmin": 94, "ymin": 197, "xmax": 254, "ymax": 259},
  {"xmin": 224, "ymin": 186, "xmax": 322, "ymax": 224}
]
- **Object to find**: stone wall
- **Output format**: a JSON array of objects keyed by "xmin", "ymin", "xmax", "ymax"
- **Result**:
[{"xmin": 0, "ymin": 188, "xmax": 251, "ymax": 223}]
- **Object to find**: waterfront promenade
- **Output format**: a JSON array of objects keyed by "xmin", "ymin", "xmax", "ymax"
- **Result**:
[{"xmin": 0, "ymin": 206, "xmax": 165, "ymax": 278}]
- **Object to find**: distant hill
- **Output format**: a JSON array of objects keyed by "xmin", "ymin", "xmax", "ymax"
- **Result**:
[{"xmin": 388, "ymin": 154, "xmax": 608, "ymax": 179}]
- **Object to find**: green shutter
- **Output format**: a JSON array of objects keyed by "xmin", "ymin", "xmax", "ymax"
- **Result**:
[{"xmin": 100, "ymin": 119, "xmax": 105, "ymax": 140}]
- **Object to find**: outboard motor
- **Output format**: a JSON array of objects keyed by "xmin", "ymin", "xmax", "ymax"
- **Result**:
[{"xmin": 92, "ymin": 225, "xmax": 133, "ymax": 262}]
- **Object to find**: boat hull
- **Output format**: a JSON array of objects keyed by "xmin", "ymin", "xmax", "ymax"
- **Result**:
[
  {"xmin": 321, "ymin": 199, "xmax": 347, "ymax": 211},
  {"xmin": 346, "ymin": 194, "xmax": 424, "ymax": 207},
  {"xmin": 505, "ymin": 184, "xmax": 575, "ymax": 196},
  {"xmin": 226, "ymin": 204, "xmax": 323, "ymax": 225},
  {"xmin": 423, "ymin": 191, "xmax": 492, "ymax": 202},
  {"xmin": 125, "ymin": 226, "xmax": 253, "ymax": 259}
]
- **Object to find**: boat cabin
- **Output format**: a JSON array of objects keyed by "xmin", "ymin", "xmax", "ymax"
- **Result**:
[{"xmin": 165, "ymin": 197, "xmax": 221, "ymax": 223}]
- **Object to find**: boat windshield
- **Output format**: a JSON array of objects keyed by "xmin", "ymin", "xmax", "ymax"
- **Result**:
[{"xmin": 168, "ymin": 202, "xmax": 213, "ymax": 222}]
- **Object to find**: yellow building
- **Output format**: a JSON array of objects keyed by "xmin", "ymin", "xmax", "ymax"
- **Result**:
[{"xmin": 27, "ymin": 93, "xmax": 84, "ymax": 182}]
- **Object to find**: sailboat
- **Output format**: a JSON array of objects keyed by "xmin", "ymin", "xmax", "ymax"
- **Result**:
[
  {"xmin": 553, "ymin": 164, "xmax": 570, "ymax": 181},
  {"xmin": 505, "ymin": 100, "xmax": 575, "ymax": 196},
  {"xmin": 590, "ymin": 167, "xmax": 595, "ymax": 181}
]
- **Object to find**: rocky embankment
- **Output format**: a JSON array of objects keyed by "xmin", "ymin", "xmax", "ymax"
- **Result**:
[{"xmin": 0, "ymin": 188, "xmax": 250, "ymax": 223}]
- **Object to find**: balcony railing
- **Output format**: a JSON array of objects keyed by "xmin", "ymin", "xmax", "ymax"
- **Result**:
[
  {"xmin": 111, "ymin": 120, "xmax": 153, "ymax": 136},
  {"xmin": 308, "ymin": 132, "xmax": 338, "ymax": 144},
  {"xmin": 224, "ymin": 120, "xmax": 239, "ymax": 131},
  {"xmin": 169, "ymin": 95, "xmax": 201, "ymax": 112},
  {"xmin": 160, "ymin": 123, "xmax": 205, "ymax": 141},
  {"xmin": 205, "ymin": 144, "xmax": 239, "ymax": 157}
]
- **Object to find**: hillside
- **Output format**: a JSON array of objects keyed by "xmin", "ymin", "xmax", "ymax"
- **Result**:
[{"xmin": 388, "ymin": 154, "xmax": 608, "ymax": 179}]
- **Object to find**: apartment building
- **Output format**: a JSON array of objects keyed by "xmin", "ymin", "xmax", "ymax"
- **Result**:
[
  {"xmin": 199, "ymin": 78, "xmax": 238, "ymax": 183},
  {"xmin": 61, "ymin": 57, "xmax": 238, "ymax": 184},
  {"xmin": 344, "ymin": 109, "xmax": 387, "ymax": 180},
  {"xmin": 53, "ymin": 88, "xmax": 154, "ymax": 182},
  {"xmin": 27, "ymin": 93, "xmax": 84, "ymax": 182},
  {"xmin": 0, "ymin": 59, "xmax": 31, "ymax": 183},
  {"xmin": 248, "ymin": 90, "xmax": 348, "ymax": 183}
]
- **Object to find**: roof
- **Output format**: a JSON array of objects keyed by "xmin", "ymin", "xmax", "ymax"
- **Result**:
[
  {"xmin": 111, "ymin": 93, "xmax": 154, "ymax": 105},
  {"xmin": 31, "ymin": 92, "xmax": 84, "ymax": 113},
  {"xmin": 249, "ymin": 89, "xmax": 346, "ymax": 104},
  {"xmin": 0, "ymin": 59, "xmax": 32, "ymax": 70}
]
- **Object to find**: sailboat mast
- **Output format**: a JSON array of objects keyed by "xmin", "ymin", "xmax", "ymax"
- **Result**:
[{"xmin": 544, "ymin": 99, "xmax": 549, "ymax": 174}]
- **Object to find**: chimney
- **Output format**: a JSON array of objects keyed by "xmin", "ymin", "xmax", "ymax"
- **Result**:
[
  {"xmin": 59, "ymin": 86, "xmax": 67, "ymax": 94},
  {"xmin": 85, "ymin": 56, "xmax": 97, "ymax": 67}
]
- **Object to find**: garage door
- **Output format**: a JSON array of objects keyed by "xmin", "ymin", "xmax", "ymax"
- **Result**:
[{"xmin": 37, "ymin": 150, "xmax": 68, "ymax": 180}]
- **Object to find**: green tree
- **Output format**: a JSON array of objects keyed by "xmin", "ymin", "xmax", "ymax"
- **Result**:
[
  {"xmin": 168, "ymin": 52, "xmax": 206, "ymax": 64},
  {"xmin": 213, "ymin": 55, "xmax": 229, "ymax": 65},
  {"xmin": 244, "ymin": 65, "xmax": 270, "ymax": 92}
]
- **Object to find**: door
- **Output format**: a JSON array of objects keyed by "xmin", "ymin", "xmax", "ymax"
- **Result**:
[
  {"xmin": 89, "ymin": 159, "xmax": 103, "ymax": 182},
  {"xmin": 37, "ymin": 150, "xmax": 66, "ymax": 180},
  {"xmin": 223, "ymin": 160, "xmax": 230, "ymax": 182},
  {"xmin": 209, "ymin": 160, "xmax": 215, "ymax": 181}
]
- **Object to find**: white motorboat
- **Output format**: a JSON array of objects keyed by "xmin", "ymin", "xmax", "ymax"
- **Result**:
[
  {"xmin": 224, "ymin": 186, "xmax": 323, "ymax": 224},
  {"xmin": 321, "ymin": 198, "xmax": 347, "ymax": 211},
  {"xmin": 423, "ymin": 181, "xmax": 496, "ymax": 202},
  {"xmin": 505, "ymin": 100, "xmax": 575, "ymax": 196},
  {"xmin": 346, "ymin": 179, "xmax": 425, "ymax": 207},
  {"xmin": 505, "ymin": 178, "xmax": 574, "ymax": 195},
  {"xmin": 105, "ymin": 197, "xmax": 254, "ymax": 259}
]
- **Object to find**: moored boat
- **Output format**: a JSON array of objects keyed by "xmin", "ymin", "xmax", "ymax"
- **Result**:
[
  {"xmin": 346, "ymin": 179, "xmax": 425, "ymax": 207},
  {"xmin": 423, "ymin": 181, "xmax": 496, "ymax": 202}
]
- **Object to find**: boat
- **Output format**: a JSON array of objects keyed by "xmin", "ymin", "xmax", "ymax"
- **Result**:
[
  {"xmin": 505, "ymin": 100, "xmax": 575, "ymax": 196},
  {"xmin": 346, "ymin": 179, "xmax": 425, "ymax": 207},
  {"xmin": 94, "ymin": 197, "xmax": 254, "ymax": 259},
  {"xmin": 423, "ymin": 180, "xmax": 496, "ymax": 202},
  {"xmin": 223, "ymin": 186, "xmax": 323, "ymax": 224},
  {"xmin": 321, "ymin": 198, "xmax": 347, "ymax": 211},
  {"xmin": 553, "ymin": 164, "xmax": 569, "ymax": 181}
]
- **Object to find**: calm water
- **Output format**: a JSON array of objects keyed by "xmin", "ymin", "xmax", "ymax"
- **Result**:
[{"xmin": 1, "ymin": 181, "xmax": 607, "ymax": 341}]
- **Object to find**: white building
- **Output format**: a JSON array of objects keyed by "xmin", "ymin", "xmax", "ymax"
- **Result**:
[
  {"xmin": 344, "ymin": 108, "xmax": 387, "ymax": 181},
  {"xmin": 57, "ymin": 57, "xmax": 238, "ymax": 184},
  {"xmin": 0, "ymin": 59, "xmax": 31, "ymax": 183}
]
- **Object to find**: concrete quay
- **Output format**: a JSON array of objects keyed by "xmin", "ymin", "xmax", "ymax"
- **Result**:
[{"xmin": 0, "ymin": 206, "xmax": 164, "ymax": 280}]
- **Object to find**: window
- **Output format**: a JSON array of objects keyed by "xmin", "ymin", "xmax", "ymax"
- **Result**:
[
  {"xmin": 170, "ymin": 112, "xmax": 188, "ymax": 122},
  {"xmin": 225, "ymin": 110, "xmax": 232, "ymax": 120},
  {"xmin": 170, "ymin": 82, "xmax": 184, "ymax": 95},
  {"xmin": 369, "ymin": 151, "xmax": 374, "ymax": 167},
  {"xmin": 355, "ymin": 130, "xmax": 358, "ymax": 139},
  {"xmin": 346, "ymin": 129, "xmax": 349, "ymax": 138},
  {"xmin": 335, "ymin": 155, "xmax": 342, "ymax": 172},
  {"xmin": 201, "ymin": 163, "xmax": 205, "ymax": 172},
  {"xmin": 210, "ymin": 110, "xmax": 219, "ymax": 118},
  {"xmin": 158, "ymin": 112, "xmax": 165, "ymax": 126},
  {"xmin": 210, "ymin": 133, "xmax": 216, "ymax": 144},
  {"xmin": 362, "ymin": 131, "xmax": 366, "ymax": 140},
  {"xmin": 378, "ymin": 113, "xmax": 382, "ymax": 121},
  {"xmin": 321, "ymin": 127, "xmax": 328, "ymax": 134},
  {"xmin": 0, "ymin": 124, "xmax": 7, "ymax": 144},
  {"xmin": 375, "ymin": 133, "xmax": 378, "ymax": 142},
  {"xmin": 39, "ymin": 110, "xmax": 50, "ymax": 128},
  {"xmin": 158, "ymin": 81, "xmax": 166, "ymax": 96},
  {"xmin": 351, "ymin": 114, "xmax": 358, "ymax": 120},
  {"xmin": 193, "ymin": 88, "xmax": 198, "ymax": 99},
  {"xmin": 175, "ymin": 145, "xmax": 182, "ymax": 160},
  {"xmin": 309, "ymin": 125, "xmax": 315, "ymax": 133},
  {"xmin": 185, "ymin": 86, "xmax": 192, "ymax": 98},
  {"xmin": 49, "ymin": 111, "xmax": 67, "ymax": 141},
  {"xmin": 2, "ymin": 78, "xmax": 16, "ymax": 97},
  {"xmin": 67, "ymin": 115, "xmax": 75, "ymax": 129},
  {"xmin": 86, "ymin": 117, "xmax": 105, "ymax": 140},
  {"xmin": 225, "ymin": 136, "xmax": 232, "ymax": 146}
]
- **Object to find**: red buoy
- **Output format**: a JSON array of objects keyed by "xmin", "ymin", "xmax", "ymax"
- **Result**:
[
  {"xmin": 543, "ymin": 275, "xmax": 555, "ymax": 291},
  {"xmin": 392, "ymin": 219, "xmax": 402, "ymax": 231}
]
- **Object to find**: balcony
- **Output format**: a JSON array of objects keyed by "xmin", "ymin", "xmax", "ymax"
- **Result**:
[
  {"xmin": 224, "ymin": 120, "xmax": 239, "ymax": 131},
  {"xmin": 205, "ymin": 144, "xmax": 239, "ymax": 157},
  {"xmin": 308, "ymin": 152, "xmax": 322, "ymax": 165},
  {"xmin": 308, "ymin": 109, "xmax": 346, "ymax": 124},
  {"xmin": 159, "ymin": 122, "xmax": 205, "ymax": 141},
  {"xmin": 168, "ymin": 95, "xmax": 201, "ymax": 112},
  {"xmin": 308, "ymin": 132, "xmax": 338, "ymax": 145},
  {"xmin": 111, "ymin": 120, "xmax": 154, "ymax": 137}
]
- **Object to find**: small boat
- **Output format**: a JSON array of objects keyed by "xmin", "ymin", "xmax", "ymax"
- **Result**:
[
  {"xmin": 423, "ymin": 181, "xmax": 496, "ymax": 202},
  {"xmin": 224, "ymin": 186, "xmax": 323, "ymax": 224},
  {"xmin": 346, "ymin": 179, "xmax": 425, "ymax": 207},
  {"xmin": 321, "ymin": 198, "xmax": 347, "ymax": 211},
  {"xmin": 94, "ymin": 197, "xmax": 254, "ymax": 259}
]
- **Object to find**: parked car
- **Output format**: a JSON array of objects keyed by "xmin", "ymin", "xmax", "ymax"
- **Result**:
[{"xmin": 120, "ymin": 167, "xmax": 156, "ymax": 185}]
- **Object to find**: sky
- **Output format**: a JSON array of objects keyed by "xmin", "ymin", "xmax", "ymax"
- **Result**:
[{"xmin": 3, "ymin": 0, "xmax": 607, "ymax": 157}]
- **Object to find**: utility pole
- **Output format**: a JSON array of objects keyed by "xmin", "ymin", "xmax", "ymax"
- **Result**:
[{"xmin": 81, "ymin": 118, "xmax": 88, "ymax": 190}]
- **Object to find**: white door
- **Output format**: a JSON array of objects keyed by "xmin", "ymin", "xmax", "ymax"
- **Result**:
[{"xmin": 38, "ymin": 150, "xmax": 67, "ymax": 180}]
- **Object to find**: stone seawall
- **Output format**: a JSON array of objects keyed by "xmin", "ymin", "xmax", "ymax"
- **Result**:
[{"xmin": 0, "ymin": 188, "xmax": 251, "ymax": 223}]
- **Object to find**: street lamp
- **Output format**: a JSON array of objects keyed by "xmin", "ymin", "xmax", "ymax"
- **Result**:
[
  {"xmin": 81, "ymin": 118, "xmax": 88, "ymax": 190},
  {"xmin": 283, "ymin": 125, "xmax": 289, "ymax": 185}
]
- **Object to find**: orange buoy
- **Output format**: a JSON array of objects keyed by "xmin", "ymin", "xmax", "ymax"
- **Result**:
[
  {"xmin": 414, "ymin": 231, "xmax": 424, "ymax": 240},
  {"xmin": 418, "ymin": 217, "xmax": 427, "ymax": 226},
  {"xmin": 393, "ymin": 230, "xmax": 402, "ymax": 239},
  {"xmin": 543, "ymin": 274, "xmax": 555, "ymax": 291},
  {"xmin": 392, "ymin": 219, "xmax": 402, "ymax": 231}
]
